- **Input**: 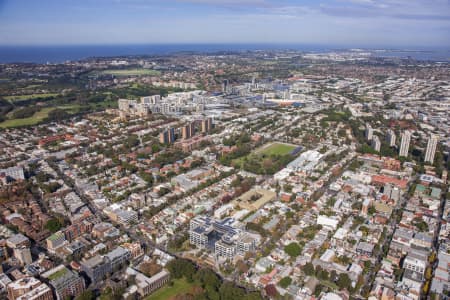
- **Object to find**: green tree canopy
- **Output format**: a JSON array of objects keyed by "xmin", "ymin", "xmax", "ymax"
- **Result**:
[
  {"xmin": 279, "ymin": 276, "xmax": 292, "ymax": 288},
  {"xmin": 284, "ymin": 242, "xmax": 302, "ymax": 258},
  {"xmin": 166, "ymin": 258, "xmax": 196, "ymax": 281},
  {"xmin": 337, "ymin": 273, "xmax": 352, "ymax": 290},
  {"xmin": 45, "ymin": 218, "xmax": 62, "ymax": 233},
  {"xmin": 303, "ymin": 262, "xmax": 315, "ymax": 276},
  {"xmin": 74, "ymin": 290, "xmax": 94, "ymax": 300}
]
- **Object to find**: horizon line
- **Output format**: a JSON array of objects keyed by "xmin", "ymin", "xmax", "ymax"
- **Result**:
[{"xmin": 0, "ymin": 43, "xmax": 449, "ymax": 50}]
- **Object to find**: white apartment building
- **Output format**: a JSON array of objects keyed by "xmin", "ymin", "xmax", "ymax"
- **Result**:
[
  {"xmin": 424, "ymin": 134, "xmax": 438, "ymax": 164},
  {"xmin": 399, "ymin": 130, "xmax": 411, "ymax": 157}
]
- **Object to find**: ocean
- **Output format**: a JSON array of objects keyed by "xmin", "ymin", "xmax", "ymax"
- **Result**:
[{"xmin": 0, "ymin": 44, "xmax": 448, "ymax": 64}]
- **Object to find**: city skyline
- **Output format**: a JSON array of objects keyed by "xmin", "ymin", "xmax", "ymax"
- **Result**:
[{"xmin": 0, "ymin": 0, "xmax": 449, "ymax": 47}]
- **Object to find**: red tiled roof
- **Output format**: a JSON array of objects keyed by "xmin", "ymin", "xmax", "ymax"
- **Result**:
[{"xmin": 371, "ymin": 175, "xmax": 407, "ymax": 189}]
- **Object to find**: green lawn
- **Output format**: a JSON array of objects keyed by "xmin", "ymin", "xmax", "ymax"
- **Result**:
[
  {"xmin": 0, "ymin": 107, "xmax": 55, "ymax": 128},
  {"xmin": 92, "ymin": 99, "xmax": 118, "ymax": 109},
  {"xmin": 0, "ymin": 96, "xmax": 117, "ymax": 128},
  {"xmin": 4, "ymin": 93, "xmax": 59, "ymax": 102},
  {"xmin": 233, "ymin": 142, "xmax": 297, "ymax": 167},
  {"xmin": 56, "ymin": 104, "xmax": 85, "ymax": 114},
  {"xmin": 47, "ymin": 267, "xmax": 67, "ymax": 280},
  {"xmin": 99, "ymin": 69, "xmax": 161, "ymax": 77},
  {"xmin": 0, "ymin": 104, "xmax": 85, "ymax": 128},
  {"xmin": 256, "ymin": 142, "xmax": 297, "ymax": 156},
  {"xmin": 146, "ymin": 278, "xmax": 197, "ymax": 300}
]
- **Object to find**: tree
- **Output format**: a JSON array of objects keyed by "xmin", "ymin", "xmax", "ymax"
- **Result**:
[
  {"xmin": 429, "ymin": 252, "xmax": 437, "ymax": 264},
  {"xmin": 158, "ymin": 187, "xmax": 171, "ymax": 197},
  {"xmin": 36, "ymin": 172, "xmax": 52, "ymax": 183},
  {"xmin": 330, "ymin": 270, "xmax": 338, "ymax": 281},
  {"xmin": 75, "ymin": 290, "xmax": 94, "ymax": 300},
  {"xmin": 12, "ymin": 106, "xmax": 40, "ymax": 119},
  {"xmin": 45, "ymin": 218, "xmax": 62, "ymax": 233},
  {"xmin": 425, "ymin": 267, "xmax": 433, "ymax": 280},
  {"xmin": 303, "ymin": 262, "xmax": 315, "ymax": 276},
  {"xmin": 394, "ymin": 268, "xmax": 403, "ymax": 281},
  {"xmin": 315, "ymin": 265, "xmax": 323, "ymax": 277},
  {"xmin": 243, "ymin": 292, "xmax": 263, "ymax": 300},
  {"xmin": 219, "ymin": 282, "xmax": 245, "ymax": 300},
  {"xmin": 284, "ymin": 242, "xmax": 302, "ymax": 258},
  {"xmin": 139, "ymin": 171, "xmax": 153, "ymax": 186},
  {"xmin": 317, "ymin": 268, "xmax": 329, "ymax": 281},
  {"xmin": 47, "ymin": 108, "xmax": 70, "ymax": 122},
  {"xmin": 359, "ymin": 225, "xmax": 369, "ymax": 236},
  {"xmin": 41, "ymin": 182, "xmax": 61, "ymax": 194},
  {"xmin": 337, "ymin": 273, "xmax": 352, "ymax": 290},
  {"xmin": 314, "ymin": 284, "xmax": 324, "ymax": 297},
  {"xmin": 99, "ymin": 287, "xmax": 122, "ymax": 300},
  {"xmin": 283, "ymin": 184, "xmax": 293, "ymax": 193},
  {"xmin": 167, "ymin": 232, "xmax": 188, "ymax": 251},
  {"xmin": 166, "ymin": 258, "xmax": 196, "ymax": 281},
  {"xmin": 285, "ymin": 210, "xmax": 295, "ymax": 219},
  {"xmin": 423, "ymin": 280, "xmax": 430, "ymax": 295},
  {"xmin": 195, "ymin": 268, "xmax": 221, "ymax": 290},
  {"xmin": 278, "ymin": 276, "xmax": 292, "ymax": 288},
  {"xmin": 348, "ymin": 160, "xmax": 361, "ymax": 172},
  {"xmin": 151, "ymin": 144, "xmax": 161, "ymax": 153}
]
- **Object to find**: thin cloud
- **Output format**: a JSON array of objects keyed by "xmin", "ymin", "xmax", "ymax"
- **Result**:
[
  {"xmin": 176, "ymin": 0, "xmax": 271, "ymax": 7},
  {"xmin": 320, "ymin": 0, "xmax": 450, "ymax": 21},
  {"xmin": 0, "ymin": 0, "xmax": 449, "ymax": 46},
  {"xmin": 393, "ymin": 13, "xmax": 450, "ymax": 21}
]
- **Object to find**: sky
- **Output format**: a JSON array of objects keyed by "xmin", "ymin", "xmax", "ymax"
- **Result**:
[{"xmin": 0, "ymin": 0, "xmax": 449, "ymax": 47}]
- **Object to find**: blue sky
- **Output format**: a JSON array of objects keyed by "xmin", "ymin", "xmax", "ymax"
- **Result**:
[{"xmin": 0, "ymin": 0, "xmax": 449, "ymax": 47}]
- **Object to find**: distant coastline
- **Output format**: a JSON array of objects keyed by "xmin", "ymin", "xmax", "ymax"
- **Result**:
[{"xmin": 0, "ymin": 44, "xmax": 448, "ymax": 64}]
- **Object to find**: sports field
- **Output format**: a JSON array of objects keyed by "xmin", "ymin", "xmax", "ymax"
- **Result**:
[
  {"xmin": 256, "ymin": 142, "xmax": 297, "ymax": 156},
  {"xmin": 99, "ymin": 69, "xmax": 160, "ymax": 76},
  {"xmin": 233, "ymin": 142, "xmax": 299, "ymax": 168}
]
